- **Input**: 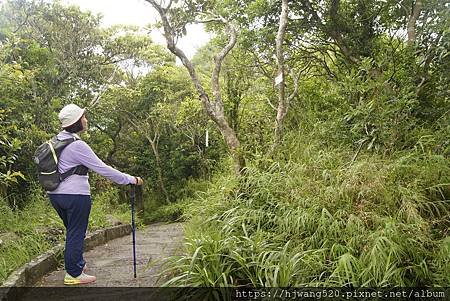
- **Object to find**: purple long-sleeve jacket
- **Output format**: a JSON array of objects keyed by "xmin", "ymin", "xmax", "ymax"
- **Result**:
[{"xmin": 47, "ymin": 131, "xmax": 135, "ymax": 195}]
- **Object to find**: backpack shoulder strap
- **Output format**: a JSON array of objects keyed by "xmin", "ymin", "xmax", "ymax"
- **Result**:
[
  {"xmin": 54, "ymin": 135, "xmax": 88, "ymax": 180},
  {"xmin": 52, "ymin": 136, "xmax": 78, "ymax": 153}
]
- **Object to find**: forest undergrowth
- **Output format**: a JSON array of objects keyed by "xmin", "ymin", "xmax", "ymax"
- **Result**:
[{"xmin": 163, "ymin": 132, "xmax": 450, "ymax": 287}]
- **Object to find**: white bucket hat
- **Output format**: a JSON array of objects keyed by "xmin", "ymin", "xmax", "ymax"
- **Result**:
[{"xmin": 58, "ymin": 104, "xmax": 85, "ymax": 128}]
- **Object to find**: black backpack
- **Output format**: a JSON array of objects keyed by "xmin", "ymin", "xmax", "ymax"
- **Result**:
[{"xmin": 33, "ymin": 136, "xmax": 88, "ymax": 191}]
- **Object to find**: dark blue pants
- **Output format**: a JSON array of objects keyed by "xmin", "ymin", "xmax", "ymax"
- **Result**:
[{"xmin": 48, "ymin": 194, "xmax": 91, "ymax": 277}]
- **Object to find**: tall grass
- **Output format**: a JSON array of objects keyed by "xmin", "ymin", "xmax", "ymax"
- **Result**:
[
  {"xmin": 0, "ymin": 186, "xmax": 58, "ymax": 283},
  {"xmin": 163, "ymin": 134, "xmax": 450, "ymax": 287}
]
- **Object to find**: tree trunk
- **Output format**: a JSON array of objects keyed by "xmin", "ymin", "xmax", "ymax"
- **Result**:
[
  {"xmin": 146, "ymin": 0, "xmax": 245, "ymax": 175},
  {"xmin": 216, "ymin": 115, "xmax": 244, "ymax": 175},
  {"xmin": 407, "ymin": 0, "xmax": 422, "ymax": 46},
  {"xmin": 148, "ymin": 137, "xmax": 170, "ymax": 203},
  {"xmin": 273, "ymin": 0, "xmax": 289, "ymax": 149}
]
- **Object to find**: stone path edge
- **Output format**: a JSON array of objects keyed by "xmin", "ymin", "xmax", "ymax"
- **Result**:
[{"xmin": 0, "ymin": 224, "xmax": 131, "ymax": 300}]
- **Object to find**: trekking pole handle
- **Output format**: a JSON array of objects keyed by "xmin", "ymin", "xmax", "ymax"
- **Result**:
[{"xmin": 133, "ymin": 176, "xmax": 144, "ymax": 186}]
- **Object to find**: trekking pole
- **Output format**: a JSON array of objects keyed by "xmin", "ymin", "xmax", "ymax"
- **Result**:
[{"xmin": 130, "ymin": 184, "xmax": 137, "ymax": 278}]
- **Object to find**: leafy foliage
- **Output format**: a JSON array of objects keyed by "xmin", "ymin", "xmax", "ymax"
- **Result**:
[{"xmin": 0, "ymin": 0, "xmax": 449, "ymax": 287}]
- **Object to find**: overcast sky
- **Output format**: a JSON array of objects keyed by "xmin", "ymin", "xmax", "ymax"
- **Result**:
[{"xmin": 61, "ymin": 0, "xmax": 211, "ymax": 59}]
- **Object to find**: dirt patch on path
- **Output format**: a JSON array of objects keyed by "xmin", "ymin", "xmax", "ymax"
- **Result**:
[{"xmin": 32, "ymin": 222, "xmax": 184, "ymax": 287}]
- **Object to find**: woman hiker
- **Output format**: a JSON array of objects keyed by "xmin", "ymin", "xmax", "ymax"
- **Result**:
[{"xmin": 48, "ymin": 103, "xmax": 144, "ymax": 285}]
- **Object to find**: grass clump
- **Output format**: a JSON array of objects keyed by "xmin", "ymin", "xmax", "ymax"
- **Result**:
[{"xmin": 163, "ymin": 135, "xmax": 450, "ymax": 287}]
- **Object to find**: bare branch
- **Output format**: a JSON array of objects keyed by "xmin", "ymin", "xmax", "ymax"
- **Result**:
[
  {"xmin": 328, "ymin": 0, "xmax": 358, "ymax": 64},
  {"xmin": 250, "ymin": 51, "xmax": 273, "ymax": 80},
  {"xmin": 195, "ymin": 18, "xmax": 222, "ymax": 24},
  {"xmin": 89, "ymin": 67, "xmax": 119, "ymax": 108},
  {"xmin": 145, "ymin": 0, "xmax": 210, "ymax": 109},
  {"xmin": 194, "ymin": 12, "xmax": 223, "ymax": 23},
  {"xmin": 165, "ymin": 0, "xmax": 173, "ymax": 11},
  {"xmin": 286, "ymin": 64, "xmax": 305, "ymax": 103},
  {"xmin": 212, "ymin": 22, "xmax": 237, "ymax": 110},
  {"xmin": 266, "ymin": 97, "xmax": 277, "ymax": 111}
]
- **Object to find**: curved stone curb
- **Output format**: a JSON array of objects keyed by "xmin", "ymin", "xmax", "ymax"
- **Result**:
[{"xmin": 1, "ymin": 224, "xmax": 131, "ymax": 300}]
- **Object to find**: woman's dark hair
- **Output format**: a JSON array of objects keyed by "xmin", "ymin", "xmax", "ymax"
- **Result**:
[{"xmin": 63, "ymin": 116, "xmax": 84, "ymax": 133}]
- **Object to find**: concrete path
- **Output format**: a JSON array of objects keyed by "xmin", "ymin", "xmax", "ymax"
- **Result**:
[{"xmin": 33, "ymin": 222, "xmax": 184, "ymax": 287}]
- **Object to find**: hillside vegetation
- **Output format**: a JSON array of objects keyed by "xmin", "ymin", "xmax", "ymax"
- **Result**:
[{"xmin": 0, "ymin": 0, "xmax": 448, "ymax": 287}]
